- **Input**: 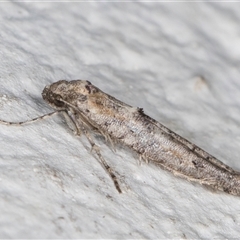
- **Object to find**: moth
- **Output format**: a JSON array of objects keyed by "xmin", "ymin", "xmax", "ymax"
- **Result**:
[{"xmin": 1, "ymin": 80, "xmax": 240, "ymax": 195}]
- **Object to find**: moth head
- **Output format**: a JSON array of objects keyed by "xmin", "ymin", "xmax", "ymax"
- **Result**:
[
  {"xmin": 42, "ymin": 83, "xmax": 66, "ymax": 110},
  {"xmin": 42, "ymin": 80, "xmax": 99, "ymax": 110}
]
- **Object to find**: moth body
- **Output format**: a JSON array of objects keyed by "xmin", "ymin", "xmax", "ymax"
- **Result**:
[{"xmin": 42, "ymin": 80, "xmax": 240, "ymax": 196}]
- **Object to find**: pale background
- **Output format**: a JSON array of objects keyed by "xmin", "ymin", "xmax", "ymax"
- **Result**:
[{"xmin": 0, "ymin": 2, "xmax": 240, "ymax": 239}]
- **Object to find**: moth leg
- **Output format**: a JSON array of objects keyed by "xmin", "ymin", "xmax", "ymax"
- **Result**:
[
  {"xmin": 92, "ymin": 143, "xmax": 122, "ymax": 193},
  {"xmin": 61, "ymin": 111, "xmax": 81, "ymax": 135},
  {"xmin": 0, "ymin": 111, "xmax": 62, "ymax": 126},
  {"xmin": 98, "ymin": 129, "xmax": 116, "ymax": 152},
  {"xmin": 139, "ymin": 153, "xmax": 149, "ymax": 165},
  {"xmin": 79, "ymin": 124, "xmax": 122, "ymax": 193}
]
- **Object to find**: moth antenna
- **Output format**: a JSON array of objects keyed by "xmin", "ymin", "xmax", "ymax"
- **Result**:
[{"xmin": 0, "ymin": 110, "xmax": 64, "ymax": 126}]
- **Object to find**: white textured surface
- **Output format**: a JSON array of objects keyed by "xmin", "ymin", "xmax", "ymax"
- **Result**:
[{"xmin": 1, "ymin": 2, "xmax": 240, "ymax": 239}]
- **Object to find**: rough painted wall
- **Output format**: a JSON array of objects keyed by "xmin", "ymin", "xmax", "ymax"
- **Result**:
[{"xmin": 0, "ymin": 2, "xmax": 240, "ymax": 238}]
